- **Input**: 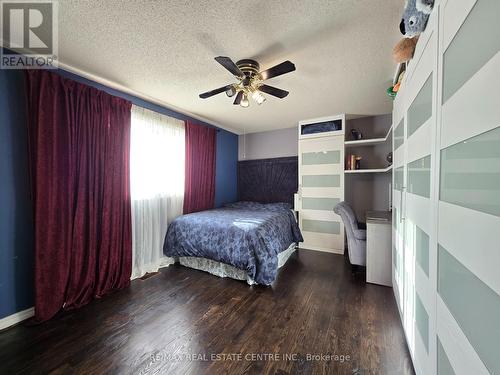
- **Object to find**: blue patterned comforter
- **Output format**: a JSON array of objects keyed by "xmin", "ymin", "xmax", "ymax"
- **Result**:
[{"xmin": 163, "ymin": 202, "xmax": 303, "ymax": 285}]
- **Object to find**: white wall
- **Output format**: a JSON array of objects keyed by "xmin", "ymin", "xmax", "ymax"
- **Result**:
[{"xmin": 238, "ymin": 127, "xmax": 297, "ymax": 160}]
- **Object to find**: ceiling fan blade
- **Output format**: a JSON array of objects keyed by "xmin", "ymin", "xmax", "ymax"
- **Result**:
[
  {"xmin": 233, "ymin": 91, "xmax": 243, "ymax": 105},
  {"xmin": 199, "ymin": 85, "xmax": 232, "ymax": 99},
  {"xmin": 215, "ymin": 56, "xmax": 244, "ymax": 78},
  {"xmin": 258, "ymin": 84, "xmax": 289, "ymax": 99},
  {"xmin": 259, "ymin": 61, "xmax": 296, "ymax": 81}
]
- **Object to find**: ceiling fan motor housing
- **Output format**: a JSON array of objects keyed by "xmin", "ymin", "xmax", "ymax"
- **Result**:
[{"xmin": 236, "ymin": 59, "xmax": 260, "ymax": 80}]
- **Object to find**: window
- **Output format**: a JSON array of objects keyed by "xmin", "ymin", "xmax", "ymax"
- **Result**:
[{"xmin": 130, "ymin": 105, "xmax": 185, "ymax": 279}]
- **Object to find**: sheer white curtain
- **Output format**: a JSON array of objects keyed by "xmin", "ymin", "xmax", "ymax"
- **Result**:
[{"xmin": 130, "ymin": 105, "xmax": 185, "ymax": 279}]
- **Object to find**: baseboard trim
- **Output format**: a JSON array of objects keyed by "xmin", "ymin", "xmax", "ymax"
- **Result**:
[
  {"xmin": 300, "ymin": 246, "xmax": 345, "ymax": 255},
  {"xmin": 0, "ymin": 307, "xmax": 34, "ymax": 331}
]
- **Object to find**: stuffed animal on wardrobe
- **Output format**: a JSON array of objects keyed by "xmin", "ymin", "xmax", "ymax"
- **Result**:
[
  {"xmin": 392, "ymin": 0, "xmax": 435, "ymax": 64},
  {"xmin": 399, "ymin": 0, "xmax": 435, "ymax": 37},
  {"xmin": 415, "ymin": 0, "xmax": 434, "ymax": 16},
  {"xmin": 393, "ymin": 36, "xmax": 419, "ymax": 63},
  {"xmin": 387, "ymin": 70, "xmax": 406, "ymax": 99}
]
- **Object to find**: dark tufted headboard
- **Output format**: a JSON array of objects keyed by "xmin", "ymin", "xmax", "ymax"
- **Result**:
[{"xmin": 237, "ymin": 156, "xmax": 298, "ymax": 206}]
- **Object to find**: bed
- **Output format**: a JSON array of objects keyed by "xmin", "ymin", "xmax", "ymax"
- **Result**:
[{"xmin": 163, "ymin": 201, "xmax": 303, "ymax": 285}]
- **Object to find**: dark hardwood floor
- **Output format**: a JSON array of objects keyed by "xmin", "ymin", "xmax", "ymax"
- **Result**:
[{"xmin": 0, "ymin": 250, "xmax": 414, "ymax": 375}]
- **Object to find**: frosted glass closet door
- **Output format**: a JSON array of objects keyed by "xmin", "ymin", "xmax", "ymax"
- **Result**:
[
  {"xmin": 402, "ymin": 10, "xmax": 439, "ymax": 375},
  {"xmin": 298, "ymin": 135, "xmax": 344, "ymax": 253},
  {"xmin": 436, "ymin": 1, "xmax": 500, "ymax": 374},
  {"xmin": 392, "ymin": 114, "xmax": 405, "ymax": 313}
]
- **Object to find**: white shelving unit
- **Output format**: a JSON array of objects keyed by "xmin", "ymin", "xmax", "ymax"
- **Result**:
[
  {"xmin": 344, "ymin": 116, "xmax": 393, "ymax": 220},
  {"xmin": 345, "ymin": 137, "xmax": 386, "ymax": 147},
  {"xmin": 345, "ymin": 166, "xmax": 392, "ymax": 174},
  {"xmin": 344, "ymin": 124, "xmax": 393, "ymax": 148}
]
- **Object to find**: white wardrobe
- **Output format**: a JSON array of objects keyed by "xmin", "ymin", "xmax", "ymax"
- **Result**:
[
  {"xmin": 392, "ymin": 1, "xmax": 500, "ymax": 374},
  {"xmin": 297, "ymin": 115, "xmax": 345, "ymax": 254}
]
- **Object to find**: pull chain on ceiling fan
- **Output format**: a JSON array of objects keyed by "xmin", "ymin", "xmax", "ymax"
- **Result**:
[{"xmin": 199, "ymin": 56, "xmax": 296, "ymax": 108}]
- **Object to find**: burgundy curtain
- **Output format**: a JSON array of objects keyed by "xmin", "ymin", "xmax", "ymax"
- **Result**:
[
  {"xmin": 183, "ymin": 121, "xmax": 216, "ymax": 214},
  {"xmin": 25, "ymin": 70, "xmax": 132, "ymax": 322}
]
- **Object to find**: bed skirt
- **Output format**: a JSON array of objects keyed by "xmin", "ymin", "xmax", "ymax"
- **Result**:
[{"xmin": 174, "ymin": 243, "xmax": 297, "ymax": 285}]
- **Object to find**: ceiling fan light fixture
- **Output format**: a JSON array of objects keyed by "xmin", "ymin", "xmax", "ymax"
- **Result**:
[
  {"xmin": 252, "ymin": 90, "xmax": 266, "ymax": 105},
  {"xmin": 225, "ymin": 85, "xmax": 236, "ymax": 97},
  {"xmin": 240, "ymin": 93, "xmax": 249, "ymax": 108}
]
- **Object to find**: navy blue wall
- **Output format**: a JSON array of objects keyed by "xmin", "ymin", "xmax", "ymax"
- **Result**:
[
  {"xmin": 0, "ymin": 69, "xmax": 35, "ymax": 319},
  {"xmin": 215, "ymin": 129, "xmax": 238, "ymax": 207},
  {"xmin": 0, "ymin": 61, "xmax": 238, "ymax": 319}
]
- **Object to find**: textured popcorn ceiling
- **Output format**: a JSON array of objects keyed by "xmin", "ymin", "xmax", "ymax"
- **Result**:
[{"xmin": 58, "ymin": 0, "xmax": 402, "ymax": 134}]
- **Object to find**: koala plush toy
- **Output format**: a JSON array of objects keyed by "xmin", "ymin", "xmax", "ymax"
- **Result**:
[{"xmin": 399, "ymin": 0, "xmax": 435, "ymax": 37}]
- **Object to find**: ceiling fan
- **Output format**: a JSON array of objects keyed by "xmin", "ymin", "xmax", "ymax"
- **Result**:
[{"xmin": 199, "ymin": 56, "xmax": 296, "ymax": 108}]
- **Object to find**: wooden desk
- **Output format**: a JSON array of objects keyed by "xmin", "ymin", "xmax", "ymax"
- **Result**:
[{"xmin": 365, "ymin": 211, "xmax": 392, "ymax": 287}]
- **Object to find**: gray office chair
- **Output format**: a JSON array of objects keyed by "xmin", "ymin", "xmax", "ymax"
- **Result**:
[{"xmin": 334, "ymin": 201, "xmax": 366, "ymax": 266}]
